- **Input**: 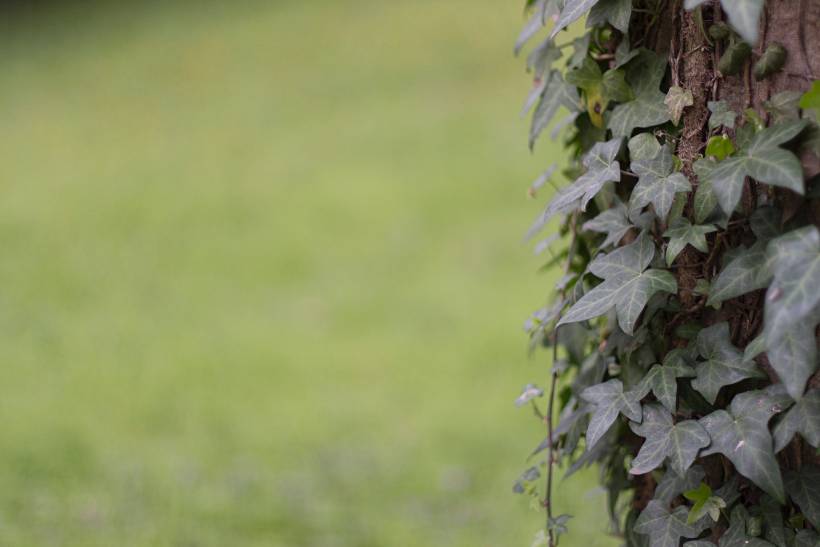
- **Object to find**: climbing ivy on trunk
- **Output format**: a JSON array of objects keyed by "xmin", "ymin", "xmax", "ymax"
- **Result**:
[{"xmin": 511, "ymin": 2, "xmax": 820, "ymax": 546}]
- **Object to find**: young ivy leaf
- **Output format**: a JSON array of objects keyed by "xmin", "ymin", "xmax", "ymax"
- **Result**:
[
  {"xmin": 557, "ymin": 232, "xmax": 677, "ymax": 335},
  {"xmin": 629, "ymin": 145, "xmax": 692, "ymax": 222},
  {"xmin": 663, "ymin": 218, "xmax": 716, "ymax": 266},
  {"xmin": 773, "ymin": 389, "xmax": 820, "ymax": 452},
  {"xmin": 706, "ymin": 119, "xmax": 807, "ymax": 214},
  {"xmin": 684, "ymin": 482, "xmax": 725, "ymax": 524},
  {"xmin": 665, "ymin": 86, "xmax": 694, "ymax": 126},
  {"xmin": 526, "ymin": 137, "xmax": 622, "ymax": 240},
  {"xmin": 693, "ymin": 158, "xmax": 720, "ymax": 224},
  {"xmin": 705, "ymin": 135, "xmax": 736, "ymax": 161},
  {"xmin": 629, "ymin": 403, "xmax": 710, "ymax": 477},
  {"xmin": 764, "ymin": 226, "xmax": 820, "ymax": 399},
  {"xmin": 799, "ymin": 80, "xmax": 820, "ymax": 111},
  {"xmin": 634, "ymin": 500, "xmax": 711, "ymax": 547},
  {"xmin": 609, "ymin": 49, "xmax": 670, "ymax": 137},
  {"xmin": 639, "ymin": 349, "xmax": 697, "ymax": 412},
  {"xmin": 582, "ymin": 198, "xmax": 632, "ymax": 248},
  {"xmin": 708, "ymin": 100, "xmax": 737, "ymax": 130},
  {"xmin": 785, "ymin": 466, "xmax": 820, "ymax": 529},
  {"xmin": 699, "ymin": 385, "xmax": 792, "ymax": 503},
  {"xmin": 692, "ymin": 322, "xmax": 765, "ymax": 405},
  {"xmin": 580, "ymin": 378, "xmax": 645, "ymax": 449}
]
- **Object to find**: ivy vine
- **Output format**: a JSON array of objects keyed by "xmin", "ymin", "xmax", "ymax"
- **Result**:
[{"xmin": 511, "ymin": 2, "xmax": 820, "ymax": 547}]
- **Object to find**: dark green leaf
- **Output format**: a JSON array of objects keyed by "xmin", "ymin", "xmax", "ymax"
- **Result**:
[
  {"xmin": 692, "ymin": 322, "xmax": 765, "ymax": 404},
  {"xmin": 629, "ymin": 403, "xmax": 710, "ymax": 476},
  {"xmin": 630, "ymin": 145, "xmax": 692, "ymax": 221},
  {"xmin": 663, "ymin": 219, "xmax": 715, "ymax": 266},
  {"xmin": 773, "ymin": 389, "xmax": 820, "ymax": 451},
  {"xmin": 785, "ymin": 466, "xmax": 820, "ymax": 528},
  {"xmin": 609, "ymin": 50, "xmax": 670, "ymax": 137},
  {"xmin": 634, "ymin": 500, "xmax": 710, "ymax": 547},
  {"xmin": 580, "ymin": 378, "xmax": 644, "ymax": 448},
  {"xmin": 640, "ymin": 350, "xmax": 696, "ymax": 412}
]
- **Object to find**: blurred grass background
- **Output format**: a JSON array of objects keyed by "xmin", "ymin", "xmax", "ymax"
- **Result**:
[{"xmin": 0, "ymin": 1, "xmax": 616, "ymax": 545}]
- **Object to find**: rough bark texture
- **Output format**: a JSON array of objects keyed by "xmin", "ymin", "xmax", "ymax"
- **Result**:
[{"xmin": 628, "ymin": 0, "xmax": 820, "ymax": 507}]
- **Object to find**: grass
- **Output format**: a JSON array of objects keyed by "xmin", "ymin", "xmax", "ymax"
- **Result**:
[{"xmin": 0, "ymin": 1, "xmax": 618, "ymax": 545}]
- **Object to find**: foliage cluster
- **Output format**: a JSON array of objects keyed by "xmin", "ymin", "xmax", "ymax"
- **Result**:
[{"xmin": 511, "ymin": 2, "xmax": 820, "ymax": 547}]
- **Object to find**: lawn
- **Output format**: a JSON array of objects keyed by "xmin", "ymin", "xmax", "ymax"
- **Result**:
[{"xmin": 0, "ymin": 1, "xmax": 617, "ymax": 545}]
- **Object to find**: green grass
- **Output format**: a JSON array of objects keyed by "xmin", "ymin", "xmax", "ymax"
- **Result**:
[{"xmin": 0, "ymin": 1, "xmax": 617, "ymax": 545}]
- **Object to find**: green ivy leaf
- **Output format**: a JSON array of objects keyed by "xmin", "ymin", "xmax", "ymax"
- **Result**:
[
  {"xmin": 602, "ymin": 68, "xmax": 634, "ymax": 103},
  {"xmin": 655, "ymin": 466, "xmax": 706, "ymax": 504},
  {"xmin": 693, "ymin": 158, "xmax": 720, "ymax": 224},
  {"xmin": 526, "ymin": 137, "xmax": 622, "ymax": 239},
  {"xmin": 785, "ymin": 466, "xmax": 820, "ymax": 529},
  {"xmin": 760, "ymin": 494, "xmax": 787, "ymax": 547},
  {"xmin": 629, "ymin": 145, "xmax": 692, "ymax": 221},
  {"xmin": 708, "ymin": 100, "xmax": 737, "ymax": 130},
  {"xmin": 640, "ymin": 350, "xmax": 696, "ymax": 412},
  {"xmin": 773, "ymin": 389, "xmax": 820, "ymax": 452},
  {"xmin": 609, "ymin": 50, "xmax": 670, "ymax": 137},
  {"xmin": 699, "ymin": 386, "xmax": 791, "ymax": 502},
  {"xmin": 530, "ymin": 70, "xmax": 581, "ymax": 150},
  {"xmin": 665, "ymin": 86, "xmax": 694, "ymax": 126},
  {"xmin": 705, "ymin": 135, "xmax": 736, "ymax": 161},
  {"xmin": 795, "ymin": 530, "xmax": 820, "ymax": 547},
  {"xmin": 587, "ymin": 0, "xmax": 631, "ymax": 33},
  {"xmin": 629, "ymin": 403, "xmax": 710, "ymax": 476},
  {"xmin": 720, "ymin": 506, "xmax": 774, "ymax": 547},
  {"xmin": 800, "ymin": 80, "xmax": 820, "ymax": 111},
  {"xmin": 580, "ymin": 378, "xmax": 645, "ymax": 449},
  {"xmin": 707, "ymin": 120, "xmax": 807, "ymax": 214},
  {"xmin": 764, "ymin": 90, "xmax": 802, "ymax": 122},
  {"xmin": 558, "ymin": 232, "xmax": 677, "ymax": 334},
  {"xmin": 684, "ymin": 482, "xmax": 725, "ymax": 524},
  {"xmin": 629, "ymin": 133, "xmax": 662, "ymax": 161},
  {"xmin": 742, "ymin": 333, "xmax": 766, "ymax": 362},
  {"xmin": 582, "ymin": 198, "xmax": 632, "ymax": 248},
  {"xmin": 764, "ymin": 226, "xmax": 820, "ymax": 399},
  {"xmin": 663, "ymin": 219, "xmax": 716, "ymax": 266},
  {"xmin": 692, "ymin": 322, "xmax": 765, "ymax": 404},
  {"xmin": 550, "ymin": 0, "xmax": 603, "ymax": 39},
  {"xmin": 634, "ymin": 500, "xmax": 710, "ymax": 547}
]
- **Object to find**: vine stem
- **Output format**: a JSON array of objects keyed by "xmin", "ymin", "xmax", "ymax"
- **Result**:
[{"xmin": 544, "ymin": 213, "xmax": 578, "ymax": 547}]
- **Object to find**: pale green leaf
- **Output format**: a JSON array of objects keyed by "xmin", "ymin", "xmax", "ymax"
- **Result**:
[
  {"xmin": 708, "ymin": 100, "xmax": 737, "ymax": 130},
  {"xmin": 629, "ymin": 145, "xmax": 692, "ymax": 221},
  {"xmin": 580, "ymin": 378, "xmax": 644, "ymax": 448},
  {"xmin": 558, "ymin": 232, "xmax": 677, "ymax": 334},
  {"xmin": 665, "ymin": 86, "xmax": 694, "ymax": 126},
  {"xmin": 720, "ymin": 0, "xmax": 764, "ymax": 45},
  {"xmin": 551, "ymin": 0, "xmax": 602, "ymax": 39},
  {"xmin": 530, "ymin": 70, "xmax": 581, "ymax": 149},
  {"xmin": 629, "ymin": 133, "xmax": 661, "ymax": 161}
]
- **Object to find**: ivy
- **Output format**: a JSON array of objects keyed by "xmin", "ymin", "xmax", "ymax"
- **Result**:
[{"xmin": 510, "ymin": 2, "xmax": 820, "ymax": 546}]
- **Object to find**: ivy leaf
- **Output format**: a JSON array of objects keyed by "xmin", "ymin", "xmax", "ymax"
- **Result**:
[
  {"xmin": 655, "ymin": 465, "xmax": 706, "ymax": 504},
  {"xmin": 526, "ymin": 137, "xmax": 622, "ymax": 239},
  {"xmin": 550, "ymin": 0, "xmax": 603, "ymax": 39},
  {"xmin": 764, "ymin": 90, "xmax": 802, "ymax": 122},
  {"xmin": 693, "ymin": 158, "xmax": 720, "ymax": 224},
  {"xmin": 720, "ymin": 506, "xmax": 774, "ymax": 547},
  {"xmin": 705, "ymin": 135, "xmax": 736, "ymax": 161},
  {"xmin": 795, "ymin": 530, "xmax": 820, "ymax": 547},
  {"xmin": 665, "ymin": 86, "xmax": 694, "ymax": 126},
  {"xmin": 515, "ymin": 384, "xmax": 544, "ymax": 407},
  {"xmin": 708, "ymin": 100, "xmax": 737, "ymax": 130},
  {"xmin": 558, "ymin": 232, "xmax": 677, "ymax": 334},
  {"xmin": 743, "ymin": 333, "xmax": 766, "ymax": 362},
  {"xmin": 580, "ymin": 378, "xmax": 645, "ymax": 448},
  {"xmin": 707, "ymin": 120, "xmax": 807, "ymax": 214},
  {"xmin": 767, "ymin": 321, "xmax": 818, "ymax": 402},
  {"xmin": 699, "ymin": 386, "xmax": 791, "ymax": 502},
  {"xmin": 640, "ymin": 350, "xmax": 697, "ymax": 412},
  {"xmin": 773, "ymin": 389, "xmax": 820, "ymax": 452},
  {"xmin": 764, "ymin": 225, "xmax": 820, "ymax": 348},
  {"xmin": 629, "ymin": 145, "xmax": 692, "ymax": 221},
  {"xmin": 629, "ymin": 403, "xmax": 710, "ymax": 476},
  {"xmin": 800, "ymin": 80, "xmax": 820, "ymax": 111},
  {"xmin": 634, "ymin": 500, "xmax": 710, "ymax": 547},
  {"xmin": 530, "ymin": 70, "xmax": 581, "ymax": 150},
  {"xmin": 692, "ymin": 322, "xmax": 765, "ymax": 404},
  {"xmin": 785, "ymin": 466, "xmax": 820, "ymax": 528},
  {"xmin": 629, "ymin": 133, "xmax": 662, "ymax": 161},
  {"xmin": 587, "ymin": 0, "xmax": 631, "ymax": 33},
  {"xmin": 663, "ymin": 219, "xmax": 716, "ymax": 266},
  {"xmin": 609, "ymin": 50, "xmax": 670, "ymax": 137},
  {"xmin": 684, "ymin": 482, "xmax": 726, "ymax": 524},
  {"xmin": 582, "ymin": 198, "xmax": 632, "ymax": 248},
  {"xmin": 602, "ymin": 68, "xmax": 634, "ymax": 103},
  {"xmin": 760, "ymin": 494, "xmax": 787, "ymax": 547},
  {"xmin": 719, "ymin": 0, "xmax": 764, "ymax": 45}
]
